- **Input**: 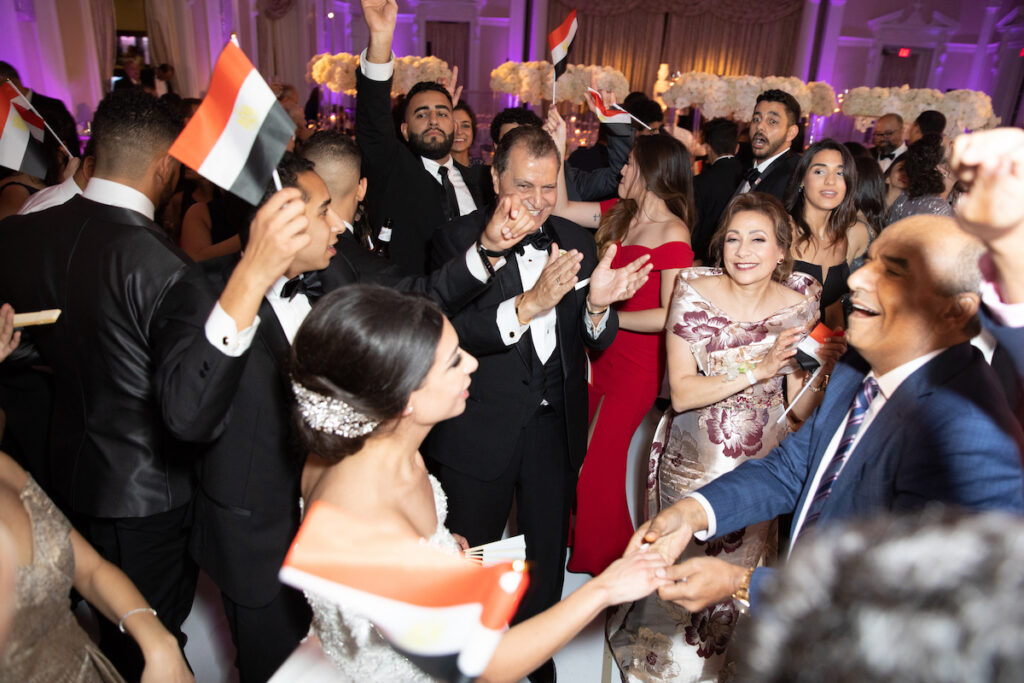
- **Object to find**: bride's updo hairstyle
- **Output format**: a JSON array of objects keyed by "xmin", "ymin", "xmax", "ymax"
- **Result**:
[{"xmin": 290, "ymin": 284, "xmax": 444, "ymax": 461}]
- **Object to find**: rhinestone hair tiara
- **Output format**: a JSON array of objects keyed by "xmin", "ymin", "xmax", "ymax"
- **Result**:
[{"xmin": 291, "ymin": 380, "xmax": 379, "ymax": 438}]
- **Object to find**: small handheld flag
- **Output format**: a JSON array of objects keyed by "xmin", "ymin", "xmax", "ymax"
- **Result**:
[
  {"xmin": 777, "ymin": 323, "xmax": 841, "ymax": 424},
  {"xmin": 548, "ymin": 9, "xmax": 578, "ymax": 101},
  {"xmin": 169, "ymin": 41, "xmax": 295, "ymax": 205},
  {"xmin": 0, "ymin": 81, "xmax": 50, "ymax": 179},
  {"xmin": 587, "ymin": 87, "xmax": 649, "ymax": 129},
  {"xmin": 279, "ymin": 501, "xmax": 529, "ymax": 682}
]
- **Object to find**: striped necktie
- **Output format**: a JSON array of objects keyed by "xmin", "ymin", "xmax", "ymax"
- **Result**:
[{"xmin": 802, "ymin": 376, "xmax": 880, "ymax": 529}]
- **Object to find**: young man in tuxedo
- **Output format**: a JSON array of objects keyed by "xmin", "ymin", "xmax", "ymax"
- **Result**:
[
  {"xmin": 0, "ymin": 89, "xmax": 192, "ymax": 678},
  {"xmin": 872, "ymin": 112, "xmax": 906, "ymax": 173},
  {"xmin": 692, "ymin": 118, "xmax": 743, "ymax": 263},
  {"xmin": 356, "ymin": 0, "xmax": 489, "ymax": 275},
  {"xmin": 153, "ymin": 149, "xmax": 536, "ymax": 681},
  {"xmin": 735, "ymin": 89, "xmax": 802, "ymax": 200},
  {"xmin": 630, "ymin": 215, "xmax": 1024, "ymax": 614},
  {"xmin": 427, "ymin": 124, "xmax": 653, "ymax": 683}
]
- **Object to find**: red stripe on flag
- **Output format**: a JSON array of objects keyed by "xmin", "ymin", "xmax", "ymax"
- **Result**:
[
  {"xmin": 12, "ymin": 103, "xmax": 44, "ymax": 135},
  {"xmin": 548, "ymin": 9, "xmax": 577, "ymax": 51},
  {"xmin": 169, "ymin": 42, "xmax": 257, "ymax": 171},
  {"xmin": 0, "ymin": 89, "xmax": 10, "ymax": 135}
]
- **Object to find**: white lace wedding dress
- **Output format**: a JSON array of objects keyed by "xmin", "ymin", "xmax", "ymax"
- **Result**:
[{"xmin": 303, "ymin": 475, "xmax": 461, "ymax": 682}]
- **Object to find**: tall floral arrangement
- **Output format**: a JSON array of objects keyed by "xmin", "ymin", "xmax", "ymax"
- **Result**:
[
  {"xmin": 489, "ymin": 61, "xmax": 628, "ymax": 105},
  {"xmin": 307, "ymin": 52, "xmax": 451, "ymax": 97}
]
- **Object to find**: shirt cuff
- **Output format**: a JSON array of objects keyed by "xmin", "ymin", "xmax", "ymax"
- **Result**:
[
  {"xmin": 497, "ymin": 296, "xmax": 528, "ymax": 346},
  {"xmin": 464, "ymin": 245, "xmax": 507, "ymax": 282},
  {"xmin": 359, "ymin": 48, "xmax": 395, "ymax": 81},
  {"xmin": 980, "ymin": 253, "xmax": 1024, "ymax": 327},
  {"xmin": 583, "ymin": 303, "xmax": 610, "ymax": 337},
  {"xmin": 205, "ymin": 301, "xmax": 259, "ymax": 357},
  {"xmin": 683, "ymin": 492, "xmax": 716, "ymax": 540}
]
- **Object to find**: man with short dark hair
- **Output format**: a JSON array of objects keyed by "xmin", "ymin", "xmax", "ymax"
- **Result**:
[
  {"xmin": 153, "ymin": 146, "xmax": 535, "ymax": 681},
  {"xmin": 356, "ymin": 0, "xmax": 485, "ymax": 274},
  {"xmin": 872, "ymin": 112, "xmax": 906, "ymax": 172},
  {"xmin": 0, "ymin": 89, "xmax": 192, "ymax": 678},
  {"xmin": 735, "ymin": 89, "xmax": 802, "ymax": 200},
  {"xmin": 629, "ymin": 215, "xmax": 1024, "ymax": 618},
  {"xmin": 908, "ymin": 109, "xmax": 947, "ymax": 143},
  {"xmin": 428, "ymin": 124, "xmax": 652, "ymax": 683},
  {"xmin": 489, "ymin": 106, "xmax": 544, "ymax": 146},
  {"xmin": 692, "ymin": 118, "xmax": 743, "ymax": 263}
]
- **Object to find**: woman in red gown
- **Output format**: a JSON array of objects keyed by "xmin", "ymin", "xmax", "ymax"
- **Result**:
[{"xmin": 568, "ymin": 134, "xmax": 695, "ymax": 575}]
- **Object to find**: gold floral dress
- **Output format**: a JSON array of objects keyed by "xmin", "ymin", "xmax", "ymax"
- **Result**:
[{"xmin": 609, "ymin": 267, "xmax": 820, "ymax": 683}]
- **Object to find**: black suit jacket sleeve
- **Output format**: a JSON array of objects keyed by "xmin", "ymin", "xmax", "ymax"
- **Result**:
[
  {"xmin": 325, "ymin": 231, "xmax": 488, "ymax": 316},
  {"xmin": 355, "ymin": 70, "xmax": 402, "ymax": 186},
  {"xmin": 153, "ymin": 259, "xmax": 251, "ymax": 443},
  {"xmin": 564, "ymin": 122, "xmax": 632, "ymax": 201}
]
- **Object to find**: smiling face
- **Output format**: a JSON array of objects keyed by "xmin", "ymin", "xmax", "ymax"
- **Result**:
[
  {"xmin": 888, "ymin": 159, "xmax": 908, "ymax": 191},
  {"xmin": 286, "ymin": 170, "xmax": 343, "ymax": 278},
  {"xmin": 401, "ymin": 90, "xmax": 455, "ymax": 161},
  {"xmin": 802, "ymin": 149, "xmax": 847, "ymax": 213},
  {"xmin": 407, "ymin": 318, "xmax": 478, "ymax": 426},
  {"xmin": 845, "ymin": 217, "xmax": 979, "ymax": 375},
  {"xmin": 492, "ymin": 145, "xmax": 559, "ymax": 230},
  {"xmin": 451, "ymin": 108, "xmax": 474, "ymax": 155},
  {"xmin": 749, "ymin": 99, "xmax": 799, "ymax": 161},
  {"xmin": 722, "ymin": 210, "xmax": 786, "ymax": 285}
]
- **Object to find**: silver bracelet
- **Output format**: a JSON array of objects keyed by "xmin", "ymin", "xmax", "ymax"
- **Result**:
[
  {"xmin": 118, "ymin": 607, "xmax": 157, "ymax": 633},
  {"xmin": 745, "ymin": 370, "xmax": 758, "ymax": 386}
]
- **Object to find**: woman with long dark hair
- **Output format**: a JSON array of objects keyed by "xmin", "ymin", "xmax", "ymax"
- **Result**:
[
  {"xmin": 567, "ymin": 134, "xmax": 695, "ymax": 576},
  {"xmin": 784, "ymin": 138, "xmax": 871, "ymax": 329},
  {"xmin": 886, "ymin": 133, "xmax": 953, "ymax": 224},
  {"xmin": 293, "ymin": 285, "xmax": 669, "ymax": 682}
]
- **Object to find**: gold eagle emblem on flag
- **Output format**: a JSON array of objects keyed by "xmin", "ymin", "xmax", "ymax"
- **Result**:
[{"xmin": 236, "ymin": 104, "xmax": 258, "ymax": 131}]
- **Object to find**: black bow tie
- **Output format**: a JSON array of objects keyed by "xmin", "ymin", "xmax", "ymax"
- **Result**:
[
  {"xmin": 513, "ymin": 226, "xmax": 553, "ymax": 255},
  {"xmin": 281, "ymin": 272, "xmax": 324, "ymax": 303},
  {"xmin": 880, "ymin": 152, "xmax": 896, "ymax": 161},
  {"xmin": 743, "ymin": 167, "xmax": 762, "ymax": 187}
]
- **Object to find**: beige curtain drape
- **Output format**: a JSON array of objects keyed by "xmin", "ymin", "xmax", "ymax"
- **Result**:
[
  {"xmin": 548, "ymin": 0, "xmax": 805, "ymax": 92},
  {"xmin": 90, "ymin": 0, "xmax": 116, "ymax": 92},
  {"xmin": 256, "ymin": 1, "xmax": 316, "ymax": 98},
  {"xmin": 145, "ymin": 0, "xmax": 214, "ymax": 98},
  {"xmin": 426, "ymin": 21, "xmax": 470, "ymax": 72}
]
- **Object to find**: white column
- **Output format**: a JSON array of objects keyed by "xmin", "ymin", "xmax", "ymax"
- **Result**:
[
  {"xmin": 508, "ymin": 0, "xmax": 526, "ymax": 61},
  {"xmin": 815, "ymin": 0, "xmax": 846, "ymax": 84},
  {"xmin": 968, "ymin": 5, "xmax": 1001, "ymax": 90},
  {"xmin": 528, "ymin": 0, "xmax": 549, "ymax": 62},
  {"xmin": 792, "ymin": 0, "xmax": 822, "ymax": 80}
]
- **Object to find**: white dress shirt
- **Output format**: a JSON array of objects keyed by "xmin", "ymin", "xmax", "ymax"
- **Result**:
[
  {"xmin": 737, "ymin": 149, "xmax": 788, "ymax": 194},
  {"xmin": 18, "ymin": 175, "xmax": 83, "ymax": 214},
  {"xmin": 82, "ymin": 177, "xmax": 155, "ymax": 220},
  {"xmin": 689, "ymin": 348, "xmax": 945, "ymax": 546},
  {"xmin": 877, "ymin": 143, "xmax": 907, "ymax": 173},
  {"xmin": 495, "ymin": 241, "xmax": 609, "ymax": 362}
]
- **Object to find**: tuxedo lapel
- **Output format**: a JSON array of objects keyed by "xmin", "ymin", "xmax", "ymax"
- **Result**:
[
  {"xmin": 546, "ymin": 221, "xmax": 576, "ymax": 376},
  {"xmin": 496, "ymin": 254, "xmax": 533, "ymax": 370},
  {"xmin": 256, "ymin": 297, "xmax": 291, "ymax": 367},
  {"xmin": 455, "ymin": 161, "xmax": 483, "ymax": 208}
]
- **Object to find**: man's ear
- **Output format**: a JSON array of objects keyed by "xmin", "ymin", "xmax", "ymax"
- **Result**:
[
  {"xmin": 491, "ymin": 165, "xmax": 500, "ymax": 196},
  {"xmin": 400, "ymin": 122, "xmax": 409, "ymax": 141},
  {"xmin": 356, "ymin": 177, "xmax": 367, "ymax": 202},
  {"xmin": 785, "ymin": 123, "xmax": 799, "ymax": 147},
  {"xmin": 947, "ymin": 292, "xmax": 981, "ymax": 331}
]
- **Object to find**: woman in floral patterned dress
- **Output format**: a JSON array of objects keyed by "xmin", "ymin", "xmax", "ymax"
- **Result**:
[{"xmin": 609, "ymin": 193, "xmax": 845, "ymax": 682}]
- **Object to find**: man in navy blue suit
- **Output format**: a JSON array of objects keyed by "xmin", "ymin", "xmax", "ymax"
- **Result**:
[{"xmin": 630, "ymin": 214, "xmax": 1024, "ymax": 612}]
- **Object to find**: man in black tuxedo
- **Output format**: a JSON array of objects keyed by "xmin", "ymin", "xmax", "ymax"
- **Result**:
[
  {"xmin": 0, "ymin": 61, "xmax": 80, "ymax": 157},
  {"xmin": 153, "ymin": 147, "xmax": 535, "ymax": 681},
  {"xmin": 734, "ymin": 89, "xmax": 802, "ymax": 201},
  {"xmin": 872, "ymin": 112, "xmax": 906, "ymax": 173},
  {"xmin": 0, "ymin": 89, "xmax": 191, "ymax": 678},
  {"xmin": 356, "ymin": 0, "xmax": 487, "ymax": 275},
  {"xmin": 426, "ymin": 124, "xmax": 652, "ymax": 682},
  {"xmin": 692, "ymin": 118, "xmax": 743, "ymax": 263}
]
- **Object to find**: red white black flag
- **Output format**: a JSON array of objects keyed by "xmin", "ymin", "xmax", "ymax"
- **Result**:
[
  {"xmin": 169, "ymin": 41, "xmax": 295, "ymax": 205},
  {"xmin": 0, "ymin": 80, "xmax": 49, "ymax": 179},
  {"xmin": 548, "ymin": 9, "xmax": 578, "ymax": 80}
]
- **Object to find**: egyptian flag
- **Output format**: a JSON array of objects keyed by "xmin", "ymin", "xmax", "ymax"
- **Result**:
[
  {"xmin": 795, "ymin": 322, "xmax": 841, "ymax": 372},
  {"xmin": 587, "ymin": 87, "xmax": 635, "ymax": 126},
  {"xmin": 169, "ymin": 41, "xmax": 295, "ymax": 205},
  {"xmin": 279, "ymin": 501, "xmax": 529, "ymax": 682},
  {"xmin": 548, "ymin": 9, "xmax": 578, "ymax": 80},
  {"xmin": 0, "ymin": 81, "xmax": 49, "ymax": 179}
]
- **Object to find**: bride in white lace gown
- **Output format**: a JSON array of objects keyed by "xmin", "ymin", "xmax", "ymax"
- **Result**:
[{"xmin": 289, "ymin": 286, "xmax": 671, "ymax": 682}]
